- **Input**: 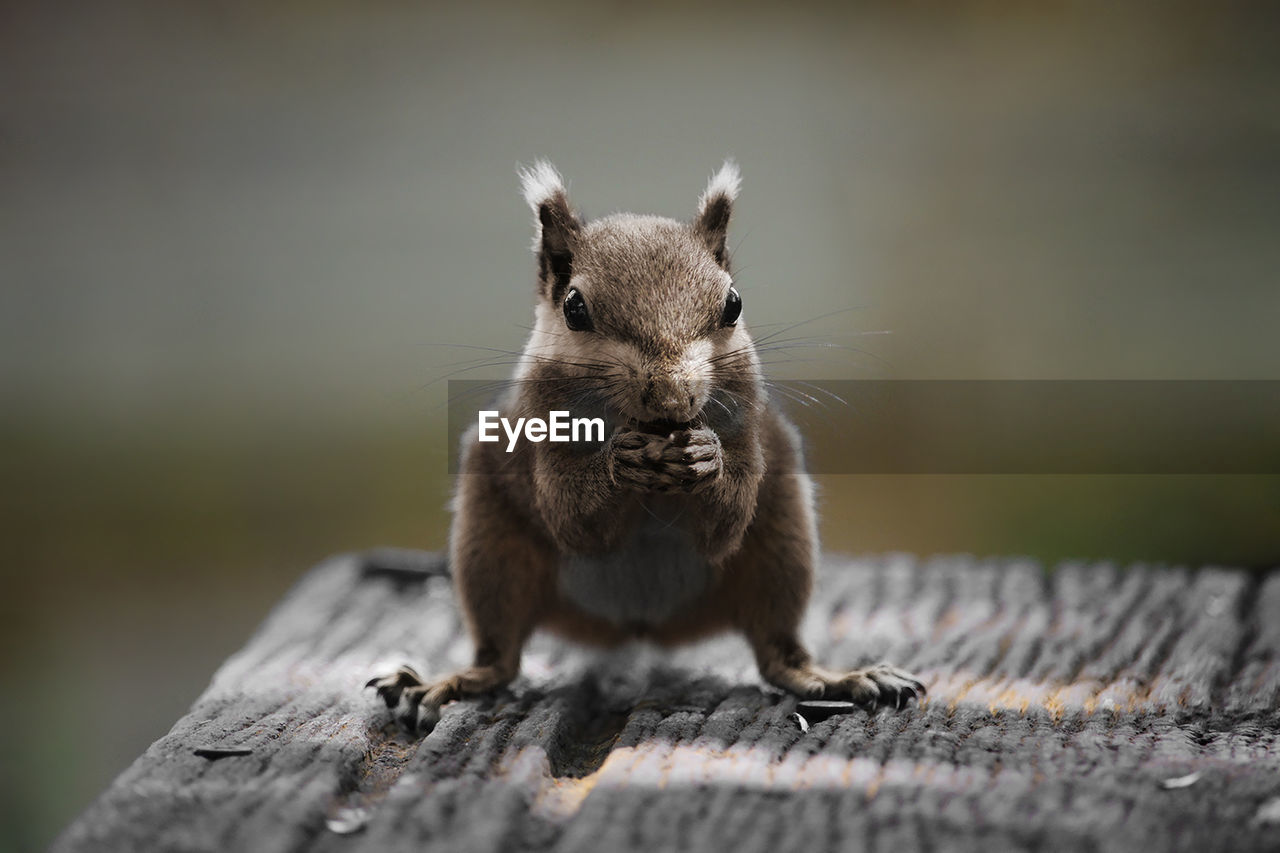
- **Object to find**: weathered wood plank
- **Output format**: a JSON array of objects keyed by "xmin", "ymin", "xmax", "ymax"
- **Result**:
[{"xmin": 54, "ymin": 552, "xmax": 1280, "ymax": 853}]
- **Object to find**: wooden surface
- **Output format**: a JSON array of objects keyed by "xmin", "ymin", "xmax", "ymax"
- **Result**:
[{"xmin": 55, "ymin": 550, "xmax": 1280, "ymax": 852}]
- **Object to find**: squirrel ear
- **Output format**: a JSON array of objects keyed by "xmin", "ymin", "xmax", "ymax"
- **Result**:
[
  {"xmin": 693, "ymin": 159, "xmax": 741, "ymax": 268},
  {"xmin": 519, "ymin": 160, "xmax": 581, "ymax": 302}
]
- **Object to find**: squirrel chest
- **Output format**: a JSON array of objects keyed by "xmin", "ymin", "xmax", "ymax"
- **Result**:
[{"xmin": 557, "ymin": 507, "xmax": 711, "ymax": 628}]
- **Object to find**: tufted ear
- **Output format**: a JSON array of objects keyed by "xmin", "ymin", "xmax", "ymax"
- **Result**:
[
  {"xmin": 519, "ymin": 160, "xmax": 582, "ymax": 304},
  {"xmin": 693, "ymin": 159, "xmax": 741, "ymax": 268}
]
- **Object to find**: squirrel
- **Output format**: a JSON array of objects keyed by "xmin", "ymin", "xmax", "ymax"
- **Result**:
[{"xmin": 369, "ymin": 161, "xmax": 925, "ymax": 731}]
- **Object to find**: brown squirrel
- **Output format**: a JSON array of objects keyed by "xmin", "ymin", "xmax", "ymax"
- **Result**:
[{"xmin": 369, "ymin": 161, "xmax": 925, "ymax": 731}]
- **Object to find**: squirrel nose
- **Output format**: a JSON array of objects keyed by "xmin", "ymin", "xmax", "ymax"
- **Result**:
[{"xmin": 644, "ymin": 375, "xmax": 701, "ymax": 421}]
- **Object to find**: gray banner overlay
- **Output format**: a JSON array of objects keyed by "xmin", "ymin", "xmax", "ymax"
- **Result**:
[{"xmin": 446, "ymin": 380, "xmax": 1280, "ymax": 474}]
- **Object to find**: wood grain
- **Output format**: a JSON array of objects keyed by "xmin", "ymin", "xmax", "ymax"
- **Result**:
[{"xmin": 54, "ymin": 551, "xmax": 1280, "ymax": 852}]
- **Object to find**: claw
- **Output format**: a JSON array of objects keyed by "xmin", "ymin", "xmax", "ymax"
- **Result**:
[
  {"xmin": 883, "ymin": 664, "xmax": 927, "ymax": 697},
  {"xmin": 366, "ymin": 665, "xmax": 425, "ymax": 710}
]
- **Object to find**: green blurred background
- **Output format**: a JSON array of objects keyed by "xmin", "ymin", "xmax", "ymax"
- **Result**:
[{"xmin": 3, "ymin": 1, "xmax": 1278, "ymax": 848}]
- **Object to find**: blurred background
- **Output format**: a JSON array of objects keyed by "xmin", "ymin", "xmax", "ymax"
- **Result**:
[{"xmin": 3, "ymin": 0, "xmax": 1278, "ymax": 848}]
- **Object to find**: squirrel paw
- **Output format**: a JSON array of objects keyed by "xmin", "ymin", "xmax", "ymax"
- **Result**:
[
  {"xmin": 365, "ymin": 665, "xmax": 442, "ymax": 733},
  {"xmin": 767, "ymin": 661, "xmax": 926, "ymax": 711},
  {"xmin": 611, "ymin": 428, "xmax": 723, "ymax": 493},
  {"xmin": 826, "ymin": 663, "xmax": 927, "ymax": 710}
]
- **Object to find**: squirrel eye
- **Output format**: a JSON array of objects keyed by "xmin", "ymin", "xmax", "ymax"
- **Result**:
[
  {"xmin": 563, "ymin": 287, "xmax": 593, "ymax": 332},
  {"xmin": 721, "ymin": 286, "xmax": 742, "ymax": 327}
]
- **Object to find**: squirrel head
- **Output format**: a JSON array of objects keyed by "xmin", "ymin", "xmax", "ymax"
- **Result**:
[{"xmin": 516, "ymin": 161, "xmax": 756, "ymax": 429}]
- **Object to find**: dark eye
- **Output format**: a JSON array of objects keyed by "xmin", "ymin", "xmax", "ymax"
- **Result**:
[
  {"xmin": 563, "ymin": 287, "xmax": 593, "ymax": 332},
  {"xmin": 721, "ymin": 285, "xmax": 742, "ymax": 327}
]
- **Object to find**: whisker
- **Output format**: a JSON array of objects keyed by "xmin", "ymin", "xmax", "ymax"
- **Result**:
[
  {"xmin": 749, "ymin": 306, "xmax": 871, "ymax": 347},
  {"xmin": 792, "ymin": 380, "xmax": 849, "ymax": 407}
]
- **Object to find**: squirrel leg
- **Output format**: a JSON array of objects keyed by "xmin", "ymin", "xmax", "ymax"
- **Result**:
[
  {"xmin": 368, "ymin": 469, "xmax": 554, "ymax": 733},
  {"xmin": 725, "ymin": 432, "xmax": 926, "ymax": 710}
]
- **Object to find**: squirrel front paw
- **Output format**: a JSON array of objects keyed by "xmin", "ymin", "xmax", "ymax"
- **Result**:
[{"xmin": 610, "ymin": 428, "xmax": 723, "ymax": 493}]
